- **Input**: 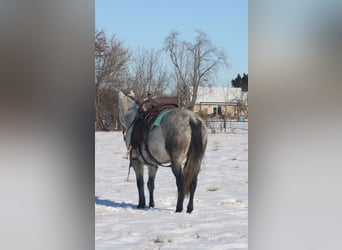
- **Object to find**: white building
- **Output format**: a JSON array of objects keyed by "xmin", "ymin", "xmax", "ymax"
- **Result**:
[{"xmin": 194, "ymin": 87, "xmax": 248, "ymax": 119}]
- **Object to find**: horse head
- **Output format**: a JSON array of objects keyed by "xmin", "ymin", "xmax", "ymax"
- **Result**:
[
  {"xmin": 118, "ymin": 91, "xmax": 139, "ymax": 127},
  {"xmin": 118, "ymin": 91, "xmax": 140, "ymax": 148}
]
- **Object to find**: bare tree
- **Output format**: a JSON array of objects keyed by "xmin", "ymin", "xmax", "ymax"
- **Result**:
[
  {"xmin": 165, "ymin": 31, "xmax": 228, "ymax": 110},
  {"xmin": 235, "ymin": 90, "xmax": 248, "ymax": 120},
  {"xmin": 229, "ymin": 87, "xmax": 248, "ymax": 120},
  {"xmin": 128, "ymin": 48, "xmax": 170, "ymax": 101},
  {"xmin": 95, "ymin": 30, "xmax": 130, "ymax": 130}
]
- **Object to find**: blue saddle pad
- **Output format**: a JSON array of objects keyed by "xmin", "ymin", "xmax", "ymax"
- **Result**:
[{"xmin": 153, "ymin": 109, "xmax": 172, "ymax": 127}]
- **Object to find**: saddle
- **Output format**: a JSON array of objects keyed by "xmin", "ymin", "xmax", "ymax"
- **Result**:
[{"xmin": 129, "ymin": 96, "xmax": 179, "ymax": 160}]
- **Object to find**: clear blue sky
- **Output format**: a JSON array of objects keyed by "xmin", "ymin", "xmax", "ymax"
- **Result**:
[{"xmin": 96, "ymin": 0, "xmax": 248, "ymax": 86}]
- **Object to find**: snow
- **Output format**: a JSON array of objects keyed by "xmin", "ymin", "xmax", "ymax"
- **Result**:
[{"xmin": 95, "ymin": 131, "xmax": 248, "ymax": 249}]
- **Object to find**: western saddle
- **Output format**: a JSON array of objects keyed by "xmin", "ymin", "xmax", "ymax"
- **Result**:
[{"xmin": 129, "ymin": 95, "xmax": 179, "ymax": 162}]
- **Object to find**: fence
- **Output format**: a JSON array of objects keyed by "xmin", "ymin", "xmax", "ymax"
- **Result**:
[
  {"xmin": 110, "ymin": 118, "xmax": 248, "ymax": 133},
  {"xmin": 206, "ymin": 119, "xmax": 248, "ymax": 133}
]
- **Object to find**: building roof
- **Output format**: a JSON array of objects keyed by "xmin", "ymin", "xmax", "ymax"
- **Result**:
[{"xmin": 196, "ymin": 87, "xmax": 246, "ymax": 104}]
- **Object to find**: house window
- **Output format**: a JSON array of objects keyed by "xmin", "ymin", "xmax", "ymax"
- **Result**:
[
  {"xmin": 213, "ymin": 107, "xmax": 217, "ymax": 115},
  {"xmin": 213, "ymin": 105, "xmax": 222, "ymax": 116},
  {"xmin": 218, "ymin": 105, "xmax": 222, "ymax": 115}
]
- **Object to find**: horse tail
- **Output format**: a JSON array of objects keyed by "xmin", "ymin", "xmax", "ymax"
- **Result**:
[{"xmin": 183, "ymin": 117, "xmax": 207, "ymax": 195}]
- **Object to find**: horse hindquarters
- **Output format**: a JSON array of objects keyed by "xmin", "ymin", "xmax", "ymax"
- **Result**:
[{"xmin": 169, "ymin": 116, "xmax": 207, "ymax": 213}]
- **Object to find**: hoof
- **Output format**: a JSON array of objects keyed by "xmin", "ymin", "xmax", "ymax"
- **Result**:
[
  {"xmin": 137, "ymin": 204, "xmax": 145, "ymax": 209},
  {"xmin": 187, "ymin": 205, "xmax": 193, "ymax": 213},
  {"xmin": 149, "ymin": 202, "xmax": 155, "ymax": 208}
]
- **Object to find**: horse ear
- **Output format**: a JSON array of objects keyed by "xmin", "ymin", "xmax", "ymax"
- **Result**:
[
  {"xmin": 128, "ymin": 90, "xmax": 135, "ymax": 97},
  {"xmin": 118, "ymin": 91, "xmax": 125, "ymax": 98}
]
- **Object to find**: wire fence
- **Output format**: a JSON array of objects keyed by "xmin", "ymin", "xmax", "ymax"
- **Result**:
[
  {"xmin": 110, "ymin": 118, "xmax": 248, "ymax": 133},
  {"xmin": 206, "ymin": 119, "xmax": 248, "ymax": 133}
]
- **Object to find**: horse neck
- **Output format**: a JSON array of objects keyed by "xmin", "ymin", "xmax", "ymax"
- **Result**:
[{"xmin": 124, "ymin": 105, "xmax": 138, "ymax": 148}]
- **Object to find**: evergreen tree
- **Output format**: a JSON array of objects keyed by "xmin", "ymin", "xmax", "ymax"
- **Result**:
[{"xmin": 231, "ymin": 73, "xmax": 248, "ymax": 92}]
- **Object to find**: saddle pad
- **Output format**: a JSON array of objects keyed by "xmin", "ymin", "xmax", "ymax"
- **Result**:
[{"xmin": 153, "ymin": 109, "xmax": 172, "ymax": 127}]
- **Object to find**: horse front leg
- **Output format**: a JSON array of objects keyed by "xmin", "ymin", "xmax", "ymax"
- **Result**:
[
  {"xmin": 171, "ymin": 163, "xmax": 185, "ymax": 212},
  {"xmin": 147, "ymin": 165, "xmax": 158, "ymax": 208},
  {"xmin": 132, "ymin": 160, "xmax": 145, "ymax": 209}
]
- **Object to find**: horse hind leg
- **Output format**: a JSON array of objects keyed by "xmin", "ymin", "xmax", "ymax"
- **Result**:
[
  {"xmin": 132, "ymin": 160, "xmax": 146, "ymax": 208},
  {"xmin": 171, "ymin": 162, "xmax": 185, "ymax": 212},
  {"xmin": 147, "ymin": 165, "xmax": 158, "ymax": 208},
  {"xmin": 186, "ymin": 175, "xmax": 198, "ymax": 213}
]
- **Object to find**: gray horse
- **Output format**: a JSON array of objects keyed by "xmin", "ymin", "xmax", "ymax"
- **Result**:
[{"xmin": 118, "ymin": 91, "xmax": 208, "ymax": 213}]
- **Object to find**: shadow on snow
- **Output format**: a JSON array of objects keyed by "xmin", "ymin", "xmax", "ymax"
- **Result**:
[
  {"xmin": 95, "ymin": 196, "xmax": 137, "ymax": 209},
  {"xmin": 95, "ymin": 196, "xmax": 173, "ymax": 212}
]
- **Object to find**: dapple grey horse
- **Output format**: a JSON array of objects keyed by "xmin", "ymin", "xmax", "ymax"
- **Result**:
[{"xmin": 118, "ymin": 91, "xmax": 208, "ymax": 213}]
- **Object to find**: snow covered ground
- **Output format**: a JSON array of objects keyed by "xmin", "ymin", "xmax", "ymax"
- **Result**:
[{"xmin": 95, "ymin": 131, "xmax": 248, "ymax": 249}]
